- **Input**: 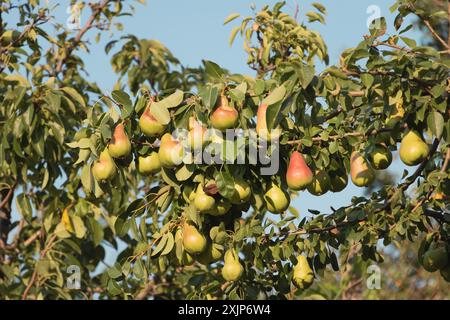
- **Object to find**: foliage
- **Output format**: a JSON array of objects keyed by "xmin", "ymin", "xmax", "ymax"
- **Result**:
[{"xmin": 0, "ymin": 0, "xmax": 449, "ymax": 300}]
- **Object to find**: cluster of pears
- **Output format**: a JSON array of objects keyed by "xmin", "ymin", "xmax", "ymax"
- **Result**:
[
  {"xmin": 176, "ymin": 222, "xmax": 244, "ymax": 281},
  {"xmin": 420, "ymin": 241, "xmax": 450, "ymax": 282},
  {"xmin": 291, "ymin": 256, "xmax": 314, "ymax": 290}
]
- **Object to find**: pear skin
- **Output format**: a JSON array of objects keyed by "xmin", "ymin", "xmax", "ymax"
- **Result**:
[
  {"xmin": 222, "ymin": 249, "xmax": 244, "ymax": 281},
  {"xmin": 158, "ymin": 133, "xmax": 184, "ymax": 168},
  {"xmin": 108, "ymin": 123, "xmax": 131, "ymax": 158},
  {"xmin": 194, "ymin": 185, "xmax": 216, "ymax": 214},
  {"xmin": 292, "ymin": 256, "xmax": 314, "ymax": 290},
  {"xmin": 92, "ymin": 149, "xmax": 116, "ymax": 181},
  {"xmin": 139, "ymin": 105, "xmax": 166, "ymax": 137},
  {"xmin": 188, "ymin": 118, "xmax": 207, "ymax": 150},
  {"xmin": 210, "ymin": 95, "xmax": 238, "ymax": 130},
  {"xmin": 307, "ymin": 170, "xmax": 330, "ymax": 196},
  {"xmin": 350, "ymin": 151, "xmax": 375, "ymax": 187},
  {"xmin": 138, "ymin": 152, "xmax": 161, "ymax": 175},
  {"xmin": 286, "ymin": 151, "xmax": 313, "ymax": 190},
  {"xmin": 182, "ymin": 223, "xmax": 207, "ymax": 255},
  {"xmin": 264, "ymin": 183, "xmax": 290, "ymax": 214},
  {"xmin": 230, "ymin": 177, "xmax": 252, "ymax": 204},
  {"xmin": 369, "ymin": 145, "xmax": 392, "ymax": 170},
  {"xmin": 399, "ymin": 130, "xmax": 429, "ymax": 166},
  {"xmin": 329, "ymin": 168, "xmax": 348, "ymax": 193}
]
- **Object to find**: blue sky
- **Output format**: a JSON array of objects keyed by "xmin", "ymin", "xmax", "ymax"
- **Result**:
[{"xmin": 8, "ymin": 1, "xmax": 426, "ymax": 267}]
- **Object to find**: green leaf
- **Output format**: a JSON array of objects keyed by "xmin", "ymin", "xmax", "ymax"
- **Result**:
[
  {"xmin": 254, "ymin": 79, "xmax": 265, "ymax": 96},
  {"xmin": 16, "ymin": 193, "xmax": 32, "ymax": 220},
  {"xmin": 60, "ymin": 87, "xmax": 86, "ymax": 108},
  {"xmin": 223, "ymin": 13, "xmax": 240, "ymax": 25},
  {"xmin": 361, "ymin": 73, "xmax": 374, "ymax": 88},
  {"xmin": 229, "ymin": 26, "xmax": 240, "ymax": 46},
  {"xmin": 262, "ymin": 85, "xmax": 286, "ymax": 106},
  {"xmin": 427, "ymin": 111, "xmax": 444, "ymax": 138},
  {"xmin": 215, "ymin": 169, "xmax": 235, "ymax": 199},
  {"xmin": 4, "ymin": 74, "xmax": 30, "ymax": 87},
  {"xmin": 199, "ymin": 85, "xmax": 219, "ymax": 110},
  {"xmin": 175, "ymin": 164, "xmax": 195, "ymax": 181},
  {"xmin": 149, "ymin": 101, "xmax": 171, "ymax": 125},
  {"xmin": 81, "ymin": 165, "xmax": 93, "ymax": 195},
  {"xmin": 203, "ymin": 60, "xmax": 225, "ymax": 81},
  {"xmin": 151, "ymin": 234, "xmax": 168, "ymax": 257},
  {"xmin": 369, "ymin": 17, "xmax": 387, "ymax": 37},
  {"xmin": 160, "ymin": 232, "xmax": 174, "ymax": 256}
]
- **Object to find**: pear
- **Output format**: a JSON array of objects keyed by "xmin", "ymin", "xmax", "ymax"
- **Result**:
[
  {"xmin": 422, "ymin": 243, "xmax": 448, "ymax": 272},
  {"xmin": 138, "ymin": 152, "xmax": 161, "ymax": 175},
  {"xmin": 182, "ymin": 223, "xmax": 207, "ymax": 255},
  {"xmin": 182, "ymin": 183, "xmax": 197, "ymax": 203},
  {"xmin": 230, "ymin": 177, "xmax": 252, "ymax": 204},
  {"xmin": 175, "ymin": 229, "xmax": 195, "ymax": 266},
  {"xmin": 158, "ymin": 133, "xmax": 184, "ymax": 168},
  {"xmin": 350, "ymin": 151, "xmax": 375, "ymax": 187},
  {"xmin": 194, "ymin": 185, "xmax": 216, "ymax": 214},
  {"xmin": 222, "ymin": 249, "xmax": 244, "ymax": 281},
  {"xmin": 210, "ymin": 95, "xmax": 238, "ymax": 130},
  {"xmin": 440, "ymin": 266, "xmax": 450, "ymax": 282},
  {"xmin": 108, "ymin": 123, "xmax": 131, "ymax": 158},
  {"xmin": 292, "ymin": 256, "xmax": 314, "ymax": 290},
  {"xmin": 286, "ymin": 151, "xmax": 313, "ymax": 190},
  {"xmin": 307, "ymin": 170, "xmax": 330, "ymax": 196},
  {"xmin": 264, "ymin": 183, "xmax": 290, "ymax": 214},
  {"xmin": 329, "ymin": 168, "xmax": 348, "ymax": 193},
  {"xmin": 256, "ymin": 103, "xmax": 281, "ymax": 141},
  {"xmin": 92, "ymin": 148, "xmax": 116, "ymax": 181},
  {"xmin": 188, "ymin": 117, "xmax": 206, "ymax": 151},
  {"xmin": 209, "ymin": 198, "xmax": 231, "ymax": 216},
  {"xmin": 139, "ymin": 105, "xmax": 166, "ymax": 137},
  {"xmin": 399, "ymin": 130, "xmax": 429, "ymax": 166},
  {"xmin": 197, "ymin": 242, "xmax": 223, "ymax": 265},
  {"xmin": 369, "ymin": 145, "xmax": 392, "ymax": 170}
]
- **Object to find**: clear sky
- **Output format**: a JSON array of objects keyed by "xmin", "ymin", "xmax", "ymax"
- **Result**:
[{"xmin": 9, "ymin": 0, "xmax": 425, "ymax": 267}]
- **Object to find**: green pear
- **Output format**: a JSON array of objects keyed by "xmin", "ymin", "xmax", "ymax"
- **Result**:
[
  {"xmin": 139, "ymin": 105, "xmax": 166, "ymax": 137},
  {"xmin": 158, "ymin": 133, "xmax": 184, "ymax": 168},
  {"xmin": 210, "ymin": 95, "xmax": 238, "ymax": 130},
  {"xmin": 209, "ymin": 198, "xmax": 231, "ymax": 216},
  {"xmin": 108, "ymin": 123, "xmax": 131, "ymax": 158},
  {"xmin": 292, "ymin": 256, "xmax": 314, "ymax": 290},
  {"xmin": 197, "ymin": 243, "xmax": 223, "ymax": 265},
  {"xmin": 222, "ymin": 249, "xmax": 244, "ymax": 281},
  {"xmin": 92, "ymin": 149, "xmax": 116, "ymax": 181},
  {"xmin": 175, "ymin": 229, "xmax": 195, "ymax": 266},
  {"xmin": 286, "ymin": 151, "xmax": 313, "ymax": 191},
  {"xmin": 307, "ymin": 170, "xmax": 330, "ymax": 196},
  {"xmin": 350, "ymin": 151, "xmax": 375, "ymax": 187},
  {"xmin": 329, "ymin": 168, "xmax": 348, "ymax": 193},
  {"xmin": 182, "ymin": 183, "xmax": 197, "ymax": 203},
  {"xmin": 230, "ymin": 177, "xmax": 252, "ymax": 204},
  {"xmin": 138, "ymin": 152, "xmax": 161, "ymax": 175},
  {"xmin": 399, "ymin": 130, "xmax": 429, "ymax": 166},
  {"xmin": 422, "ymin": 243, "xmax": 448, "ymax": 272},
  {"xmin": 194, "ymin": 185, "xmax": 216, "ymax": 214},
  {"xmin": 182, "ymin": 223, "xmax": 207, "ymax": 255},
  {"xmin": 264, "ymin": 183, "xmax": 290, "ymax": 214},
  {"xmin": 369, "ymin": 145, "xmax": 392, "ymax": 170}
]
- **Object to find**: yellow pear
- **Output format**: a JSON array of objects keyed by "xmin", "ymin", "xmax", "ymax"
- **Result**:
[
  {"xmin": 369, "ymin": 145, "xmax": 392, "ymax": 170},
  {"xmin": 292, "ymin": 256, "xmax": 314, "ymax": 290},
  {"xmin": 139, "ymin": 104, "xmax": 166, "ymax": 137},
  {"xmin": 194, "ymin": 185, "xmax": 216, "ymax": 214},
  {"xmin": 108, "ymin": 123, "xmax": 131, "ymax": 158},
  {"xmin": 307, "ymin": 170, "xmax": 330, "ymax": 196},
  {"xmin": 222, "ymin": 249, "xmax": 244, "ymax": 281},
  {"xmin": 175, "ymin": 229, "xmax": 195, "ymax": 266},
  {"xmin": 399, "ymin": 130, "xmax": 429, "ymax": 166},
  {"xmin": 138, "ymin": 152, "xmax": 161, "ymax": 175},
  {"xmin": 264, "ymin": 183, "xmax": 290, "ymax": 214},
  {"xmin": 209, "ymin": 198, "xmax": 231, "ymax": 216},
  {"xmin": 350, "ymin": 151, "xmax": 375, "ymax": 187},
  {"xmin": 230, "ymin": 177, "xmax": 252, "ymax": 204},
  {"xmin": 182, "ymin": 223, "xmax": 207, "ymax": 255},
  {"xmin": 92, "ymin": 148, "xmax": 116, "ymax": 181},
  {"xmin": 188, "ymin": 117, "xmax": 207, "ymax": 150},
  {"xmin": 158, "ymin": 133, "xmax": 184, "ymax": 168}
]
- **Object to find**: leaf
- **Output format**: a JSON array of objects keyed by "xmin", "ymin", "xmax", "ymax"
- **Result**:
[
  {"xmin": 71, "ymin": 215, "xmax": 87, "ymax": 239},
  {"xmin": 203, "ymin": 60, "xmax": 225, "ymax": 81},
  {"xmin": 427, "ymin": 111, "xmax": 444, "ymax": 138},
  {"xmin": 224, "ymin": 13, "xmax": 240, "ymax": 25},
  {"xmin": 229, "ymin": 82, "xmax": 247, "ymax": 102},
  {"xmin": 262, "ymin": 85, "xmax": 286, "ymax": 106},
  {"xmin": 60, "ymin": 87, "xmax": 86, "ymax": 108},
  {"xmin": 4, "ymin": 74, "xmax": 30, "ymax": 87},
  {"xmin": 400, "ymin": 36, "xmax": 416, "ymax": 48},
  {"xmin": 215, "ymin": 169, "xmax": 235, "ymax": 199},
  {"xmin": 81, "ymin": 165, "xmax": 93, "ymax": 195},
  {"xmin": 254, "ymin": 79, "xmax": 265, "ymax": 96},
  {"xmin": 175, "ymin": 164, "xmax": 195, "ymax": 181},
  {"xmin": 16, "ymin": 193, "xmax": 32, "ymax": 220},
  {"xmin": 369, "ymin": 17, "xmax": 387, "ymax": 37},
  {"xmin": 312, "ymin": 3, "xmax": 327, "ymax": 14},
  {"xmin": 229, "ymin": 26, "xmax": 240, "ymax": 46},
  {"xmin": 149, "ymin": 102, "xmax": 171, "ymax": 125},
  {"xmin": 199, "ymin": 85, "xmax": 219, "ymax": 110},
  {"xmin": 361, "ymin": 73, "xmax": 374, "ymax": 88},
  {"xmin": 160, "ymin": 232, "xmax": 175, "ymax": 256},
  {"xmin": 151, "ymin": 234, "xmax": 168, "ymax": 257}
]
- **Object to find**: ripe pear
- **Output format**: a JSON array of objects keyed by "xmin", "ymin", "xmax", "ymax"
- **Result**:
[
  {"xmin": 138, "ymin": 152, "xmax": 161, "ymax": 175},
  {"xmin": 256, "ymin": 103, "xmax": 281, "ymax": 141},
  {"xmin": 197, "ymin": 242, "xmax": 223, "ymax": 265},
  {"xmin": 264, "ymin": 183, "xmax": 290, "ymax": 214},
  {"xmin": 188, "ymin": 117, "xmax": 206, "ymax": 150},
  {"xmin": 286, "ymin": 151, "xmax": 313, "ymax": 190},
  {"xmin": 194, "ymin": 185, "xmax": 216, "ymax": 214},
  {"xmin": 222, "ymin": 249, "xmax": 244, "ymax": 281},
  {"xmin": 92, "ymin": 149, "xmax": 116, "ymax": 181},
  {"xmin": 158, "ymin": 133, "xmax": 184, "ymax": 168},
  {"xmin": 350, "ymin": 151, "xmax": 375, "ymax": 187},
  {"xmin": 292, "ymin": 256, "xmax": 314, "ymax": 290},
  {"xmin": 182, "ymin": 223, "xmax": 207, "ymax": 255},
  {"xmin": 422, "ymin": 243, "xmax": 448, "ymax": 272},
  {"xmin": 230, "ymin": 177, "xmax": 252, "ymax": 204},
  {"xmin": 108, "ymin": 123, "xmax": 131, "ymax": 158},
  {"xmin": 307, "ymin": 170, "xmax": 330, "ymax": 196},
  {"xmin": 329, "ymin": 168, "xmax": 348, "ymax": 193},
  {"xmin": 139, "ymin": 105, "xmax": 166, "ymax": 137},
  {"xmin": 210, "ymin": 95, "xmax": 238, "ymax": 130},
  {"xmin": 209, "ymin": 198, "xmax": 231, "ymax": 216},
  {"xmin": 182, "ymin": 183, "xmax": 197, "ymax": 203},
  {"xmin": 399, "ymin": 130, "xmax": 429, "ymax": 166},
  {"xmin": 369, "ymin": 145, "xmax": 392, "ymax": 170}
]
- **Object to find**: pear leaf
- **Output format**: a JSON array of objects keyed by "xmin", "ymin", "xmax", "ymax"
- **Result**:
[
  {"xmin": 427, "ymin": 111, "xmax": 444, "ymax": 138},
  {"xmin": 262, "ymin": 85, "xmax": 286, "ymax": 106}
]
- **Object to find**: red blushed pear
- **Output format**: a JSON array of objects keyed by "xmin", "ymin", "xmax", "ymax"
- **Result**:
[
  {"xmin": 350, "ymin": 151, "xmax": 375, "ymax": 187},
  {"xmin": 158, "ymin": 133, "xmax": 184, "ymax": 168},
  {"xmin": 108, "ymin": 123, "xmax": 131, "ymax": 158},
  {"xmin": 92, "ymin": 148, "xmax": 116, "ymax": 181},
  {"xmin": 139, "ymin": 104, "xmax": 166, "ymax": 137},
  {"xmin": 286, "ymin": 151, "xmax": 313, "ymax": 190},
  {"xmin": 256, "ymin": 103, "xmax": 281, "ymax": 141},
  {"xmin": 188, "ymin": 117, "xmax": 206, "ymax": 150},
  {"xmin": 210, "ymin": 95, "xmax": 238, "ymax": 130}
]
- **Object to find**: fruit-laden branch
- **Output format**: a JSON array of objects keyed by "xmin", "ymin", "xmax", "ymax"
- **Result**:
[{"xmin": 54, "ymin": 0, "xmax": 111, "ymax": 75}]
